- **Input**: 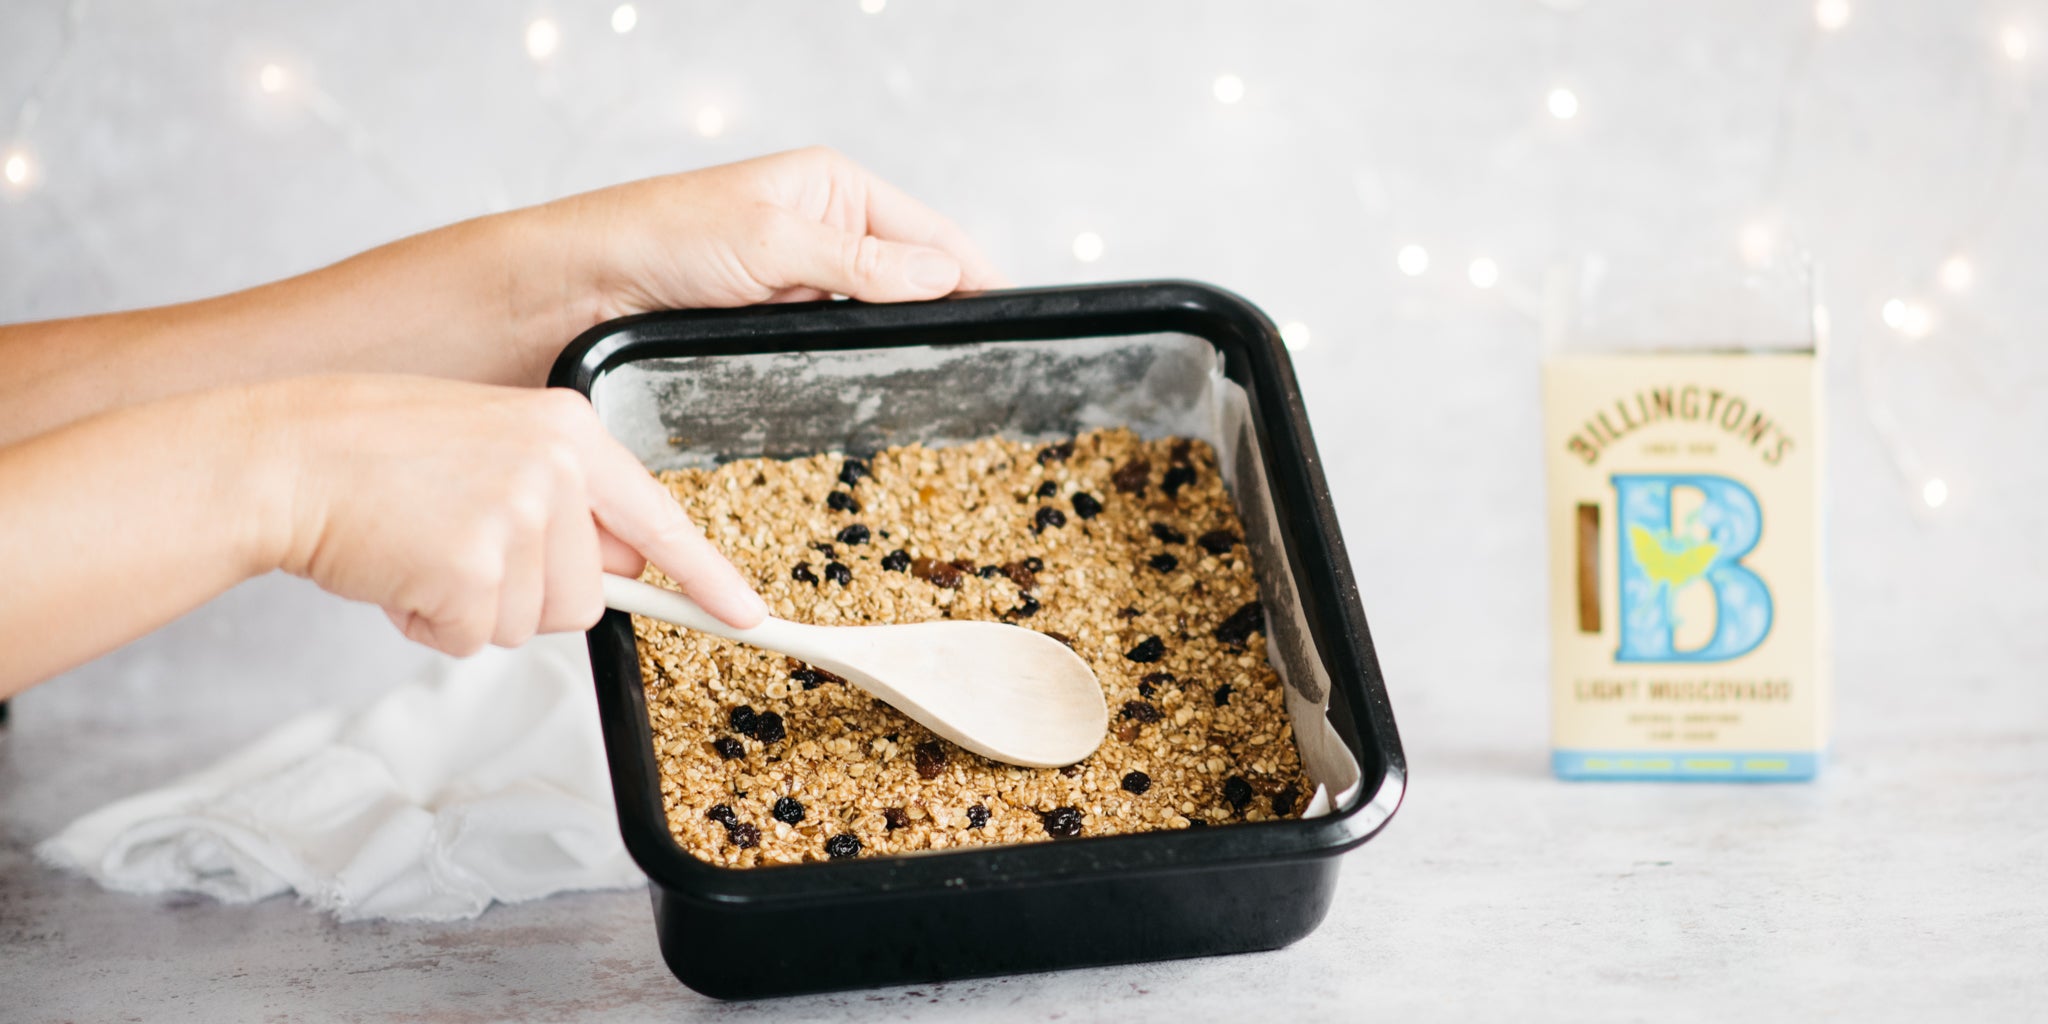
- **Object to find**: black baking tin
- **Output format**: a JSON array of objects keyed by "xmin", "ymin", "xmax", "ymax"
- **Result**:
[{"xmin": 551, "ymin": 280, "xmax": 1404, "ymax": 999}]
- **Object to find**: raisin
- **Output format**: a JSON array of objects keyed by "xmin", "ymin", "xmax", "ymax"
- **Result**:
[
  {"xmin": 914, "ymin": 741, "xmax": 949, "ymax": 779},
  {"xmin": 1070, "ymin": 492, "xmax": 1103, "ymax": 519},
  {"xmin": 838, "ymin": 457, "xmax": 869, "ymax": 486},
  {"xmin": 979, "ymin": 564, "xmax": 1004, "ymax": 579},
  {"xmin": 1033, "ymin": 506, "xmax": 1066, "ymax": 533},
  {"xmin": 773, "ymin": 796, "xmax": 805, "ymax": 824},
  {"xmin": 1037, "ymin": 440, "xmax": 1075, "ymax": 463},
  {"xmin": 949, "ymin": 558, "xmax": 976, "ymax": 573},
  {"xmin": 750, "ymin": 711, "xmax": 786, "ymax": 744},
  {"xmin": 1039, "ymin": 806, "xmax": 1083, "ymax": 839},
  {"xmin": 837, "ymin": 523, "xmax": 871, "ymax": 546},
  {"xmin": 1142, "ymin": 671, "xmax": 1177, "ymax": 686},
  {"xmin": 791, "ymin": 667, "xmax": 822, "ymax": 689},
  {"xmin": 727, "ymin": 822, "xmax": 761, "ymax": 849},
  {"xmin": 1001, "ymin": 561, "xmax": 1036, "ymax": 589},
  {"xmin": 1124, "ymin": 636, "xmax": 1166, "ymax": 663},
  {"xmin": 791, "ymin": 563, "xmax": 819, "ymax": 585},
  {"xmin": 910, "ymin": 556, "xmax": 963, "ymax": 588},
  {"xmin": 1213, "ymin": 683, "xmax": 1234, "ymax": 706},
  {"xmin": 1057, "ymin": 763, "xmax": 1080, "ymax": 777},
  {"xmin": 1272, "ymin": 784, "xmax": 1301, "ymax": 816},
  {"xmin": 1197, "ymin": 529, "xmax": 1239, "ymax": 555},
  {"xmin": 1150, "ymin": 522, "xmax": 1187, "ymax": 544},
  {"xmin": 729, "ymin": 706, "xmax": 758, "ymax": 735},
  {"xmin": 1120, "ymin": 700, "xmax": 1162, "ymax": 723},
  {"xmin": 812, "ymin": 542, "xmax": 836, "ymax": 558},
  {"xmin": 824, "ymin": 561, "xmax": 852, "ymax": 586},
  {"xmin": 1111, "ymin": 458, "xmax": 1151, "ymax": 495},
  {"xmin": 1042, "ymin": 630, "xmax": 1074, "ymax": 647},
  {"xmin": 1161, "ymin": 465, "xmax": 1197, "ymax": 497},
  {"xmin": 825, "ymin": 490, "xmax": 860, "ymax": 512},
  {"xmin": 1186, "ymin": 818, "xmax": 1210, "ymax": 828},
  {"xmin": 705, "ymin": 804, "xmax": 739, "ymax": 828},
  {"xmin": 1121, "ymin": 771, "xmax": 1152, "ymax": 795},
  {"xmin": 882, "ymin": 549, "xmax": 911, "ymax": 572},
  {"xmin": 1035, "ymin": 480, "xmax": 1059, "ymax": 498},
  {"xmin": 1136, "ymin": 680, "xmax": 1156, "ymax": 699},
  {"xmin": 1223, "ymin": 775, "xmax": 1254, "ymax": 810},
  {"xmin": 1214, "ymin": 601, "xmax": 1265, "ymax": 646},
  {"xmin": 712, "ymin": 737, "xmax": 745, "ymax": 760},
  {"xmin": 1009, "ymin": 595, "xmax": 1041, "ymax": 619},
  {"xmin": 1149, "ymin": 553, "xmax": 1179, "ymax": 573},
  {"xmin": 813, "ymin": 667, "xmax": 846, "ymax": 685},
  {"xmin": 1170, "ymin": 438, "xmax": 1194, "ymax": 464},
  {"xmin": 1114, "ymin": 720, "xmax": 1140, "ymax": 742},
  {"xmin": 824, "ymin": 833, "xmax": 862, "ymax": 859},
  {"xmin": 1117, "ymin": 606, "xmax": 1142, "ymax": 619},
  {"xmin": 1024, "ymin": 556, "xmax": 1044, "ymax": 572},
  {"xmin": 883, "ymin": 807, "xmax": 910, "ymax": 831},
  {"xmin": 966, "ymin": 804, "xmax": 990, "ymax": 829}
]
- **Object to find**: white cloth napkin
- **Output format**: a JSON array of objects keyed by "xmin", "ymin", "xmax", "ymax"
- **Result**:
[{"xmin": 37, "ymin": 634, "xmax": 645, "ymax": 921}]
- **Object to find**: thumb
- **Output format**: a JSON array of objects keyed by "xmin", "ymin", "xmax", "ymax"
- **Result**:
[{"xmin": 756, "ymin": 210, "xmax": 964, "ymax": 303}]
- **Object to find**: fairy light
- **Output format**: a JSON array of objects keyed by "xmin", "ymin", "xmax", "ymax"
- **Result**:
[
  {"xmin": 1468, "ymin": 257, "xmax": 1500, "ymax": 289},
  {"xmin": 2, "ymin": 149, "xmax": 32, "ymax": 190},
  {"xmin": 1922, "ymin": 478, "xmax": 1949, "ymax": 508},
  {"xmin": 1279, "ymin": 321, "xmax": 1312, "ymax": 350},
  {"xmin": 1938, "ymin": 255, "xmax": 1974, "ymax": 292},
  {"xmin": 611, "ymin": 5, "xmax": 637, "ymax": 33},
  {"xmin": 1815, "ymin": 0, "xmax": 1851, "ymax": 32},
  {"xmin": 2002, "ymin": 26, "xmax": 2029, "ymax": 61},
  {"xmin": 257, "ymin": 63, "xmax": 288, "ymax": 95},
  {"xmin": 1072, "ymin": 231, "xmax": 1105, "ymax": 263},
  {"xmin": 1738, "ymin": 221, "xmax": 1775, "ymax": 267},
  {"xmin": 1882, "ymin": 298, "xmax": 1932, "ymax": 338},
  {"xmin": 524, "ymin": 18, "xmax": 560, "ymax": 61},
  {"xmin": 694, "ymin": 105, "xmax": 726, "ymax": 138},
  {"xmin": 1396, "ymin": 244, "xmax": 1429, "ymax": 276},
  {"xmin": 1546, "ymin": 87, "xmax": 1579, "ymax": 120},
  {"xmin": 1213, "ymin": 74, "xmax": 1246, "ymax": 104},
  {"xmin": 859, "ymin": 0, "xmax": 886, "ymax": 13}
]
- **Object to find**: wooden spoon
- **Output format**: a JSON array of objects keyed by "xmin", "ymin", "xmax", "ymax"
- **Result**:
[{"xmin": 603, "ymin": 575, "xmax": 1108, "ymax": 768}]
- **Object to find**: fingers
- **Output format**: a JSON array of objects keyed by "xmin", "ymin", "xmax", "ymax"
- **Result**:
[
  {"xmin": 754, "ymin": 212, "xmax": 963, "ymax": 304},
  {"xmin": 598, "ymin": 525, "xmax": 646, "ymax": 578},
  {"xmin": 536, "ymin": 472, "xmax": 607, "ymax": 635},
  {"xmin": 851, "ymin": 168, "xmax": 1010, "ymax": 291},
  {"xmin": 577, "ymin": 429, "xmax": 767, "ymax": 629}
]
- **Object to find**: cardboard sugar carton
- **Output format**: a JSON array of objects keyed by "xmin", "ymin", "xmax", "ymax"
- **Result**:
[{"xmin": 1544, "ymin": 350, "xmax": 1827, "ymax": 780}]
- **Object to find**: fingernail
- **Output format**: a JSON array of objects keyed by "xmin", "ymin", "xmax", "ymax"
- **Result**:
[{"xmin": 907, "ymin": 250, "xmax": 959, "ymax": 292}]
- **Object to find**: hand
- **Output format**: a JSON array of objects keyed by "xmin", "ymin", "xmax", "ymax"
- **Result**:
[
  {"xmin": 256, "ymin": 375, "xmax": 767, "ymax": 656},
  {"xmin": 542, "ymin": 146, "xmax": 1008, "ymax": 323}
]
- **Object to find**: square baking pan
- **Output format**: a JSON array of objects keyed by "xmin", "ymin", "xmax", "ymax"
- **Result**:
[{"xmin": 551, "ymin": 280, "xmax": 1404, "ymax": 999}]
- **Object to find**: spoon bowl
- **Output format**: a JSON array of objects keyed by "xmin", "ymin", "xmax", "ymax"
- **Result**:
[{"xmin": 603, "ymin": 575, "xmax": 1108, "ymax": 767}]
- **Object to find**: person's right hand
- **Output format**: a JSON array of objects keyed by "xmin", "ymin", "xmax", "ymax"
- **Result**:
[{"xmin": 251, "ymin": 375, "xmax": 767, "ymax": 656}]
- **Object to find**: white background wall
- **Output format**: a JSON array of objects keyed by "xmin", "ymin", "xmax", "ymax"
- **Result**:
[{"xmin": 4, "ymin": 0, "xmax": 2042, "ymax": 784}]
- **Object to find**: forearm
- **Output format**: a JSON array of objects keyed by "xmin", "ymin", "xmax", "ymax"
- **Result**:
[
  {"xmin": 0, "ymin": 204, "xmax": 596, "ymax": 448},
  {"xmin": 0, "ymin": 386, "xmax": 290, "ymax": 695}
]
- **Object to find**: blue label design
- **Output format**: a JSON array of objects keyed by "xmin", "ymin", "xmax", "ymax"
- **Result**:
[{"xmin": 1613, "ymin": 473, "xmax": 1772, "ymax": 662}]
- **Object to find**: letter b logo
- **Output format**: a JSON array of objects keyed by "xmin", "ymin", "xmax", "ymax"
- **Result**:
[{"xmin": 1612, "ymin": 473, "xmax": 1772, "ymax": 663}]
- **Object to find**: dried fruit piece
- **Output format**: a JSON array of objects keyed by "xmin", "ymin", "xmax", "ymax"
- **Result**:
[
  {"xmin": 791, "ymin": 564, "xmax": 819, "ymax": 585},
  {"xmin": 1001, "ymin": 561, "xmax": 1037, "ymax": 589},
  {"xmin": 1142, "ymin": 671, "xmax": 1176, "ymax": 686},
  {"xmin": 978, "ymin": 564, "xmax": 1004, "ymax": 579},
  {"xmin": 1120, "ymin": 700, "xmax": 1163, "ymax": 723},
  {"xmin": 913, "ymin": 741, "xmax": 949, "ymax": 779},
  {"xmin": 1036, "ymin": 480, "xmax": 1059, "ymax": 498},
  {"xmin": 825, "ymin": 490, "xmax": 860, "ymax": 512},
  {"xmin": 1170, "ymin": 438, "xmax": 1194, "ymax": 464},
  {"xmin": 706, "ymin": 804, "xmax": 739, "ymax": 828},
  {"xmin": 910, "ymin": 556, "xmax": 963, "ymax": 588},
  {"xmin": 729, "ymin": 706, "xmax": 758, "ymax": 735},
  {"xmin": 1161, "ymin": 465, "xmax": 1197, "ymax": 497},
  {"xmin": 1121, "ymin": 771, "xmax": 1152, "ymax": 795},
  {"xmin": 1057, "ymin": 763, "xmax": 1080, "ymax": 778},
  {"xmin": 712, "ymin": 737, "xmax": 745, "ymax": 760},
  {"xmin": 824, "ymin": 561, "xmax": 852, "ymax": 586},
  {"xmin": 1041, "ymin": 630, "xmax": 1074, "ymax": 647},
  {"xmin": 727, "ymin": 822, "xmax": 761, "ymax": 848},
  {"xmin": 837, "ymin": 523, "xmax": 871, "ymax": 546},
  {"xmin": 1008, "ymin": 595, "xmax": 1041, "ymax": 619},
  {"xmin": 812, "ymin": 542, "xmax": 836, "ymax": 558},
  {"xmin": 1037, "ymin": 440, "xmax": 1075, "ymax": 463},
  {"xmin": 1117, "ymin": 606, "xmax": 1141, "ymax": 619},
  {"xmin": 1111, "ymin": 458, "xmax": 1151, "ymax": 495},
  {"xmin": 1023, "ymin": 556, "xmax": 1044, "ymax": 572},
  {"xmin": 1148, "ymin": 553, "xmax": 1179, "ymax": 573},
  {"xmin": 1223, "ymin": 775, "xmax": 1254, "ymax": 810},
  {"xmin": 1150, "ymin": 523, "xmax": 1187, "ymax": 544},
  {"xmin": 1125, "ymin": 636, "xmax": 1166, "ymax": 663},
  {"xmin": 1136, "ymin": 680, "xmax": 1156, "ymax": 698},
  {"xmin": 750, "ymin": 711, "xmax": 786, "ymax": 744},
  {"xmin": 1271, "ymin": 784, "xmax": 1301, "ymax": 816},
  {"xmin": 1039, "ymin": 806, "xmax": 1083, "ymax": 839},
  {"xmin": 773, "ymin": 796, "xmax": 805, "ymax": 824},
  {"xmin": 1114, "ymin": 720, "xmax": 1140, "ymax": 742},
  {"xmin": 1197, "ymin": 529, "xmax": 1239, "ymax": 555},
  {"xmin": 883, "ymin": 807, "xmax": 910, "ymax": 831},
  {"xmin": 966, "ymin": 804, "xmax": 990, "ymax": 829},
  {"xmin": 1214, "ymin": 601, "xmax": 1265, "ymax": 646},
  {"xmin": 1071, "ymin": 492, "xmax": 1103, "ymax": 519},
  {"xmin": 1033, "ymin": 506, "xmax": 1067, "ymax": 533},
  {"xmin": 824, "ymin": 833, "xmax": 862, "ymax": 859},
  {"xmin": 881, "ymin": 549, "xmax": 911, "ymax": 572},
  {"xmin": 1213, "ymin": 683, "xmax": 1234, "ymax": 706},
  {"xmin": 838, "ymin": 458, "xmax": 869, "ymax": 486}
]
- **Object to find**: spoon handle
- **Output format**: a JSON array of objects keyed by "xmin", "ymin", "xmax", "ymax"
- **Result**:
[{"xmin": 602, "ymin": 574, "xmax": 830, "ymax": 665}]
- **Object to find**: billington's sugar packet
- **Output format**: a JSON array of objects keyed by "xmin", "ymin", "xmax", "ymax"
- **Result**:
[{"xmin": 1544, "ymin": 351, "xmax": 1827, "ymax": 780}]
